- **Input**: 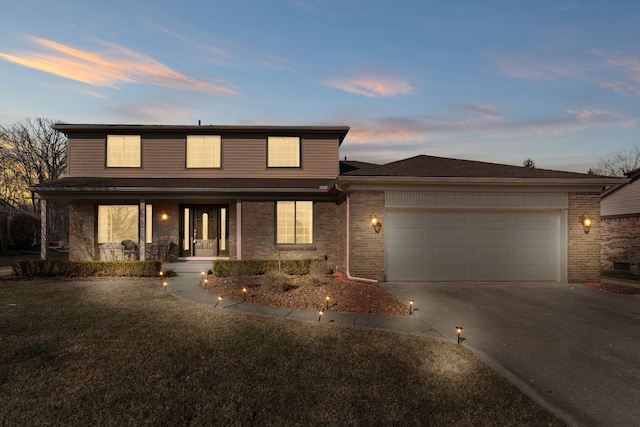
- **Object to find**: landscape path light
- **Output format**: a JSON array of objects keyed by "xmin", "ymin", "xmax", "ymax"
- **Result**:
[
  {"xmin": 215, "ymin": 295, "xmax": 223, "ymax": 307},
  {"xmin": 456, "ymin": 326, "xmax": 464, "ymax": 344},
  {"xmin": 242, "ymin": 287, "xmax": 247, "ymax": 301},
  {"xmin": 325, "ymin": 296, "xmax": 330, "ymax": 310},
  {"xmin": 163, "ymin": 281, "xmax": 168, "ymax": 292},
  {"xmin": 318, "ymin": 310, "xmax": 324, "ymax": 322},
  {"xmin": 409, "ymin": 299, "xmax": 414, "ymax": 315}
]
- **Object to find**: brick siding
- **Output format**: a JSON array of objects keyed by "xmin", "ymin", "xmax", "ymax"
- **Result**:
[
  {"xmin": 346, "ymin": 190, "xmax": 385, "ymax": 281},
  {"xmin": 69, "ymin": 202, "xmax": 96, "ymax": 261},
  {"xmin": 601, "ymin": 216, "xmax": 640, "ymax": 275},
  {"xmin": 241, "ymin": 200, "xmax": 338, "ymax": 264},
  {"xmin": 567, "ymin": 193, "xmax": 601, "ymax": 282}
]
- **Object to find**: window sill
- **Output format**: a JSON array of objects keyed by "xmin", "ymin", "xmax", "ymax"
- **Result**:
[{"xmin": 277, "ymin": 244, "xmax": 316, "ymax": 251}]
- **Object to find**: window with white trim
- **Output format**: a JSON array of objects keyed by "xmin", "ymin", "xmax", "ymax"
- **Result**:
[
  {"xmin": 267, "ymin": 136, "xmax": 300, "ymax": 167},
  {"xmin": 186, "ymin": 135, "xmax": 221, "ymax": 168},
  {"xmin": 106, "ymin": 135, "xmax": 141, "ymax": 167},
  {"xmin": 276, "ymin": 201, "xmax": 313, "ymax": 244}
]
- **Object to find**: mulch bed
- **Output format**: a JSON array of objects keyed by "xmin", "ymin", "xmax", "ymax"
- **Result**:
[
  {"xmin": 201, "ymin": 273, "xmax": 409, "ymax": 315},
  {"xmin": 583, "ymin": 282, "xmax": 640, "ymax": 295}
]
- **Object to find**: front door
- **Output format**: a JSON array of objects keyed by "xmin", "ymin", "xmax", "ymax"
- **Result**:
[{"xmin": 180, "ymin": 205, "xmax": 228, "ymax": 257}]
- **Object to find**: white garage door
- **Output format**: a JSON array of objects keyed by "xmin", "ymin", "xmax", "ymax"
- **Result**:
[{"xmin": 386, "ymin": 211, "xmax": 560, "ymax": 281}]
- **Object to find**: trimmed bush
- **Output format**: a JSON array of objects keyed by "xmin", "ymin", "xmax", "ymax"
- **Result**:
[
  {"xmin": 13, "ymin": 259, "xmax": 161, "ymax": 277},
  {"xmin": 213, "ymin": 258, "xmax": 325, "ymax": 277}
]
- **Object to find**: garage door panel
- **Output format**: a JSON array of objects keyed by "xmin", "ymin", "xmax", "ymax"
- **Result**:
[
  {"xmin": 476, "ymin": 247, "xmax": 511, "ymax": 260},
  {"xmin": 387, "ymin": 210, "xmax": 560, "ymax": 282}
]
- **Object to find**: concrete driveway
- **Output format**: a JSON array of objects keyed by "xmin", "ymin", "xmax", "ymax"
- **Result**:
[{"xmin": 381, "ymin": 282, "xmax": 640, "ymax": 427}]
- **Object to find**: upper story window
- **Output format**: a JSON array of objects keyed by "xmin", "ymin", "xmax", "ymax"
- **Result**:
[
  {"xmin": 106, "ymin": 135, "xmax": 141, "ymax": 167},
  {"xmin": 267, "ymin": 136, "xmax": 300, "ymax": 167},
  {"xmin": 186, "ymin": 135, "xmax": 221, "ymax": 168}
]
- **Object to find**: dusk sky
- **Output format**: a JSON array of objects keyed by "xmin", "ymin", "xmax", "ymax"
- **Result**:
[{"xmin": 1, "ymin": 1, "xmax": 639, "ymax": 173}]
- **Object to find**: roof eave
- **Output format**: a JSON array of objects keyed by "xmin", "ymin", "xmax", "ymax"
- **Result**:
[{"xmin": 336, "ymin": 175, "xmax": 626, "ymax": 187}]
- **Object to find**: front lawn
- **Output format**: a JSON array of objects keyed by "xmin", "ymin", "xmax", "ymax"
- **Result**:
[{"xmin": 0, "ymin": 279, "xmax": 564, "ymax": 426}]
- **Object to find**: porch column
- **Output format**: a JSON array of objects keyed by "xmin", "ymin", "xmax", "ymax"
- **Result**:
[
  {"xmin": 40, "ymin": 199, "xmax": 48, "ymax": 260},
  {"xmin": 139, "ymin": 200, "xmax": 146, "ymax": 261},
  {"xmin": 236, "ymin": 200, "xmax": 242, "ymax": 260}
]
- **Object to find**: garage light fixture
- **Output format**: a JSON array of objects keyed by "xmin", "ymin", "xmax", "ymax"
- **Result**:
[
  {"xmin": 579, "ymin": 214, "xmax": 592, "ymax": 234},
  {"xmin": 371, "ymin": 215, "xmax": 382, "ymax": 233}
]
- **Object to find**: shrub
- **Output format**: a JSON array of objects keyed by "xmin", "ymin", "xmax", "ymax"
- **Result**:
[
  {"xmin": 262, "ymin": 270, "xmax": 297, "ymax": 293},
  {"xmin": 12, "ymin": 259, "xmax": 161, "ymax": 277},
  {"xmin": 213, "ymin": 258, "xmax": 324, "ymax": 277}
]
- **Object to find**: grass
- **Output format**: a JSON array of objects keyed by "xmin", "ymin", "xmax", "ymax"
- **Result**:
[{"xmin": 0, "ymin": 279, "xmax": 565, "ymax": 426}]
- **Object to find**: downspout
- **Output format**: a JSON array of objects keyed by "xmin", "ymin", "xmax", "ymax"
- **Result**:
[{"xmin": 335, "ymin": 183, "xmax": 378, "ymax": 284}]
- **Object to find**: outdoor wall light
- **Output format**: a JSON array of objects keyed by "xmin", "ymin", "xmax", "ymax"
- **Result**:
[
  {"xmin": 456, "ymin": 326, "xmax": 464, "ymax": 344},
  {"xmin": 409, "ymin": 299, "xmax": 415, "ymax": 315},
  {"xmin": 161, "ymin": 213, "xmax": 168, "ymax": 221},
  {"xmin": 371, "ymin": 215, "xmax": 382, "ymax": 233},
  {"xmin": 579, "ymin": 214, "xmax": 592, "ymax": 234}
]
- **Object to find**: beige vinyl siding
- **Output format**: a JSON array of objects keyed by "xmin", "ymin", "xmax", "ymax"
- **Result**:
[
  {"xmin": 602, "ymin": 180, "xmax": 640, "ymax": 216},
  {"xmin": 67, "ymin": 133, "xmax": 340, "ymax": 178}
]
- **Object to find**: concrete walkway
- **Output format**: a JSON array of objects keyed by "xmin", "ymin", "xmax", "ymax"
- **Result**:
[{"xmin": 162, "ymin": 261, "xmax": 443, "ymax": 339}]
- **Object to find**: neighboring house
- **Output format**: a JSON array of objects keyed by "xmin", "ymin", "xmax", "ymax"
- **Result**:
[
  {"xmin": 32, "ymin": 124, "xmax": 621, "ymax": 283},
  {"xmin": 600, "ymin": 168, "xmax": 640, "ymax": 275},
  {"xmin": 0, "ymin": 198, "xmax": 16, "ymax": 251}
]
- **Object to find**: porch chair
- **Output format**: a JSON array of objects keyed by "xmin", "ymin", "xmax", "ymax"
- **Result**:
[{"xmin": 121, "ymin": 239, "xmax": 139, "ymax": 260}]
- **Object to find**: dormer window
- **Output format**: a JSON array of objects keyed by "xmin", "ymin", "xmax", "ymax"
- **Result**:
[
  {"xmin": 267, "ymin": 136, "xmax": 300, "ymax": 167},
  {"xmin": 106, "ymin": 135, "xmax": 141, "ymax": 167},
  {"xmin": 186, "ymin": 135, "xmax": 221, "ymax": 168}
]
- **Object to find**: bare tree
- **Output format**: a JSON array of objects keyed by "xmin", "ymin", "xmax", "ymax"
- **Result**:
[
  {"xmin": 589, "ymin": 145, "xmax": 640, "ymax": 177},
  {"xmin": 0, "ymin": 117, "xmax": 67, "ymax": 214},
  {"xmin": 522, "ymin": 158, "xmax": 536, "ymax": 168}
]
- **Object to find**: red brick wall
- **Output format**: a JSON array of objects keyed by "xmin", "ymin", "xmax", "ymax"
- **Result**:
[
  {"xmin": 568, "ymin": 193, "xmax": 601, "ymax": 282},
  {"xmin": 347, "ymin": 190, "xmax": 385, "ymax": 281},
  {"xmin": 601, "ymin": 216, "xmax": 640, "ymax": 275}
]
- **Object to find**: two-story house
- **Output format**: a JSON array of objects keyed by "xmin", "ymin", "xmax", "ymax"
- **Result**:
[{"xmin": 33, "ymin": 123, "xmax": 621, "ymax": 284}]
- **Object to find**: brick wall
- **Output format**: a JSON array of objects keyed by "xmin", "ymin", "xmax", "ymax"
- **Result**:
[
  {"xmin": 601, "ymin": 216, "xmax": 640, "ymax": 274},
  {"xmin": 567, "ymin": 193, "xmax": 601, "ymax": 282},
  {"xmin": 69, "ymin": 202, "xmax": 96, "ymax": 261},
  {"xmin": 347, "ymin": 190, "xmax": 385, "ymax": 281},
  {"xmin": 241, "ymin": 200, "xmax": 338, "ymax": 263},
  {"xmin": 335, "ymin": 198, "xmax": 347, "ymax": 274},
  {"xmin": 152, "ymin": 202, "xmax": 180, "ymax": 259}
]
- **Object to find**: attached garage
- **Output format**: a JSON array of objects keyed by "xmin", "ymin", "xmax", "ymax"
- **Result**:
[{"xmin": 384, "ymin": 191, "xmax": 568, "ymax": 282}]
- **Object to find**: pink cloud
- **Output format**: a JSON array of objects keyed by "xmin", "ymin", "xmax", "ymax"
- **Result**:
[
  {"xmin": 324, "ymin": 75, "xmax": 415, "ymax": 97},
  {"xmin": 0, "ymin": 35, "xmax": 236, "ymax": 95}
]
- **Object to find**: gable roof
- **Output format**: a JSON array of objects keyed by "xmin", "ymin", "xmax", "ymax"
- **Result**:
[
  {"xmin": 601, "ymin": 168, "xmax": 640, "ymax": 199},
  {"xmin": 342, "ymin": 155, "xmax": 603, "ymax": 179},
  {"xmin": 339, "ymin": 160, "xmax": 379, "ymax": 174}
]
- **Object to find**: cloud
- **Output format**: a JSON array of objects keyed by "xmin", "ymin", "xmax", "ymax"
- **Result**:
[
  {"xmin": 495, "ymin": 54, "xmax": 583, "ymax": 81},
  {"xmin": 341, "ymin": 105, "xmax": 626, "ymax": 145},
  {"xmin": 0, "ymin": 35, "xmax": 236, "ymax": 95},
  {"xmin": 323, "ymin": 74, "xmax": 415, "ymax": 97},
  {"xmin": 599, "ymin": 54, "xmax": 640, "ymax": 96}
]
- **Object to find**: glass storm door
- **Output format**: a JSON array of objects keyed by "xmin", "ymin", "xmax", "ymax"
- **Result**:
[{"xmin": 180, "ymin": 205, "xmax": 228, "ymax": 257}]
